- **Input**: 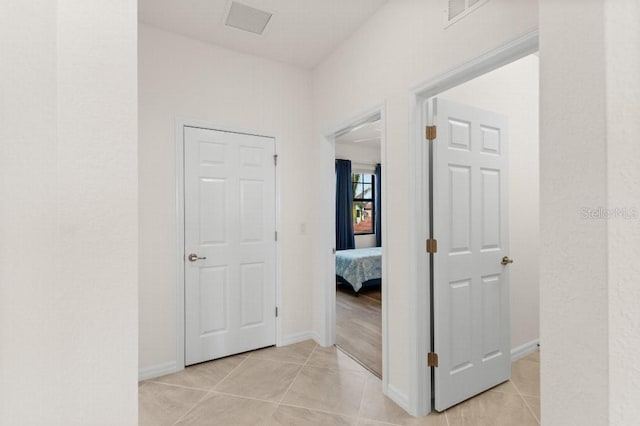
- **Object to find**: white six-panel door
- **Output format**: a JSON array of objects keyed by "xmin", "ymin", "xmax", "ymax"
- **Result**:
[
  {"xmin": 432, "ymin": 98, "xmax": 511, "ymax": 411},
  {"xmin": 184, "ymin": 126, "xmax": 276, "ymax": 366}
]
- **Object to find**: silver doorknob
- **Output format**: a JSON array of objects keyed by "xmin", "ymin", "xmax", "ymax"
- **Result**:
[
  {"xmin": 188, "ymin": 253, "xmax": 207, "ymax": 262},
  {"xmin": 501, "ymin": 256, "xmax": 514, "ymax": 266}
]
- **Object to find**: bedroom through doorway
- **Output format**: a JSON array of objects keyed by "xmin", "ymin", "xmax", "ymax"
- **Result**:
[{"xmin": 333, "ymin": 113, "xmax": 384, "ymax": 378}]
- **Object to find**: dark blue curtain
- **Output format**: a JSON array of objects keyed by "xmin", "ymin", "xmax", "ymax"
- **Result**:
[
  {"xmin": 375, "ymin": 163, "xmax": 382, "ymax": 247},
  {"xmin": 335, "ymin": 159, "xmax": 355, "ymax": 250}
]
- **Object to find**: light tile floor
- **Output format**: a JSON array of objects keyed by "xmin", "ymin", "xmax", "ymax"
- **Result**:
[{"xmin": 139, "ymin": 341, "xmax": 540, "ymax": 425}]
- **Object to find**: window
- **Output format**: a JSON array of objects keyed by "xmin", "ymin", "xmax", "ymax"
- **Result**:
[{"xmin": 352, "ymin": 173, "xmax": 375, "ymax": 235}]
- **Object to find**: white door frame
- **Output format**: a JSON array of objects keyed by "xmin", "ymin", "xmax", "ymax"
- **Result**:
[
  {"xmin": 175, "ymin": 119, "xmax": 283, "ymax": 371},
  {"xmin": 320, "ymin": 102, "xmax": 389, "ymax": 387},
  {"xmin": 408, "ymin": 30, "xmax": 538, "ymax": 415}
]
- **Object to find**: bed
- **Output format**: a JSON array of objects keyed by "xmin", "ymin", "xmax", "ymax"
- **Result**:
[{"xmin": 335, "ymin": 247, "xmax": 382, "ymax": 294}]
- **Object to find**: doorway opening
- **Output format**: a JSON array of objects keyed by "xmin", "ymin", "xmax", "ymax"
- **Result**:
[
  {"xmin": 334, "ymin": 114, "xmax": 383, "ymax": 377},
  {"xmin": 409, "ymin": 31, "xmax": 540, "ymax": 416},
  {"xmin": 323, "ymin": 105, "xmax": 388, "ymax": 383}
]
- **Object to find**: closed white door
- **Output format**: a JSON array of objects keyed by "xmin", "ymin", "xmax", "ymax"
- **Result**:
[
  {"xmin": 184, "ymin": 126, "xmax": 276, "ymax": 366},
  {"xmin": 432, "ymin": 98, "xmax": 511, "ymax": 411}
]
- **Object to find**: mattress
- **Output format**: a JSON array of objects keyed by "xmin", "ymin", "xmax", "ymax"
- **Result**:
[{"xmin": 335, "ymin": 247, "xmax": 382, "ymax": 293}]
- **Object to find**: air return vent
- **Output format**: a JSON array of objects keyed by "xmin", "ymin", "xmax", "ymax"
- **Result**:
[
  {"xmin": 224, "ymin": 1, "xmax": 272, "ymax": 35},
  {"xmin": 448, "ymin": 0, "xmax": 466, "ymax": 20},
  {"xmin": 447, "ymin": 0, "xmax": 489, "ymax": 24}
]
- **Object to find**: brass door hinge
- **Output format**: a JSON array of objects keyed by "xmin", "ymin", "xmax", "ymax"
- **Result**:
[
  {"xmin": 426, "ymin": 238, "xmax": 438, "ymax": 254},
  {"xmin": 425, "ymin": 125, "xmax": 437, "ymax": 141},
  {"xmin": 427, "ymin": 352, "xmax": 439, "ymax": 368}
]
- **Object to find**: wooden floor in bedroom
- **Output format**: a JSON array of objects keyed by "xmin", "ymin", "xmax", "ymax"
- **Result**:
[{"xmin": 335, "ymin": 284, "xmax": 382, "ymax": 378}]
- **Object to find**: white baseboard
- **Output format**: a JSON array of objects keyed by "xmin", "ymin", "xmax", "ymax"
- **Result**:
[
  {"xmin": 139, "ymin": 361, "xmax": 180, "ymax": 382},
  {"xmin": 511, "ymin": 339, "xmax": 540, "ymax": 361},
  {"xmin": 386, "ymin": 384, "xmax": 411, "ymax": 414},
  {"xmin": 280, "ymin": 331, "xmax": 321, "ymax": 347}
]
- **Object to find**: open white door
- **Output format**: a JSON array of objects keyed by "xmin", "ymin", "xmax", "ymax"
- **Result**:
[
  {"xmin": 184, "ymin": 126, "xmax": 276, "ymax": 366},
  {"xmin": 431, "ymin": 98, "xmax": 511, "ymax": 411}
]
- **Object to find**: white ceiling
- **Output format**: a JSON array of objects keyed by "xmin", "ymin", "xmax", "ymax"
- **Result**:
[
  {"xmin": 138, "ymin": 0, "xmax": 388, "ymax": 69},
  {"xmin": 335, "ymin": 120, "xmax": 381, "ymax": 148}
]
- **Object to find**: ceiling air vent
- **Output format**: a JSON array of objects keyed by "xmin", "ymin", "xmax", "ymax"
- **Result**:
[{"xmin": 224, "ymin": 1, "xmax": 272, "ymax": 35}]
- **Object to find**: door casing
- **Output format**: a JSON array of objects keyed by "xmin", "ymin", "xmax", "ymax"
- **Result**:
[
  {"xmin": 175, "ymin": 119, "xmax": 283, "ymax": 372},
  {"xmin": 408, "ymin": 30, "xmax": 538, "ymax": 416}
]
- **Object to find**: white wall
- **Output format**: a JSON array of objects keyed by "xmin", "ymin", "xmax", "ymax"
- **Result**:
[
  {"xmin": 138, "ymin": 25, "xmax": 314, "ymax": 373},
  {"xmin": 605, "ymin": 1, "xmax": 640, "ymax": 423},
  {"xmin": 540, "ymin": 0, "xmax": 640, "ymax": 424},
  {"xmin": 0, "ymin": 1, "xmax": 138, "ymax": 424},
  {"xmin": 440, "ymin": 54, "xmax": 539, "ymax": 351},
  {"xmin": 539, "ymin": 1, "xmax": 608, "ymax": 424},
  {"xmin": 335, "ymin": 142, "xmax": 381, "ymax": 249},
  {"xmin": 311, "ymin": 0, "xmax": 538, "ymax": 412}
]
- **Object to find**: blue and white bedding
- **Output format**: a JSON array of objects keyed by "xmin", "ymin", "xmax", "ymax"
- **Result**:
[{"xmin": 335, "ymin": 247, "xmax": 382, "ymax": 293}]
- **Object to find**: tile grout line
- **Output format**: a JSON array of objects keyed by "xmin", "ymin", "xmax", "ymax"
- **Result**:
[
  {"xmin": 444, "ymin": 408, "xmax": 451, "ymax": 426},
  {"xmin": 353, "ymin": 366, "xmax": 407, "ymax": 426},
  {"xmin": 354, "ymin": 370, "xmax": 371, "ymax": 424},
  {"xmin": 337, "ymin": 344, "xmax": 405, "ymax": 426},
  {"xmin": 212, "ymin": 354, "xmax": 250, "ymax": 391},
  {"xmin": 247, "ymin": 341, "xmax": 319, "ymax": 365},
  {"xmin": 170, "ymin": 355, "xmax": 252, "ymax": 426},
  {"xmin": 148, "ymin": 354, "xmax": 251, "ymax": 391},
  {"xmin": 209, "ymin": 389, "xmax": 281, "ymax": 405},
  {"xmin": 171, "ymin": 391, "xmax": 210, "ymax": 426},
  {"xmin": 357, "ymin": 420, "xmax": 398, "ymax": 426},
  {"xmin": 273, "ymin": 344, "xmax": 390, "ymax": 422},
  {"xmin": 244, "ymin": 355, "xmax": 309, "ymax": 367},
  {"xmin": 209, "ymin": 387, "xmax": 364, "ymax": 422},
  {"xmin": 278, "ymin": 401, "xmax": 361, "ymax": 423},
  {"xmin": 146, "ymin": 380, "xmax": 210, "ymax": 393},
  {"xmin": 278, "ymin": 367, "xmax": 373, "ymax": 419},
  {"xmin": 275, "ymin": 342, "xmax": 317, "ymax": 405},
  {"xmin": 510, "ymin": 374, "xmax": 540, "ymax": 424}
]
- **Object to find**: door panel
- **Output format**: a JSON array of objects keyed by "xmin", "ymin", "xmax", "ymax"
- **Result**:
[
  {"xmin": 184, "ymin": 126, "xmax": 276, "ymax": 366},
  {"xmin": 199, "ymin": 178, "xmax": 227, "ymax": 244},
  {"xmin": 240, "ymin": 263, "xmax": 265, "ymax": 327},
  {"xmin": 199, "ymin": 267, "xmax": 227, "ymax": 335},
  {"xmin": 432, "ymin": 98, "xmax": 510, "ymax": 411},
  {"xmin": 449, "ymin": 165, "xmax": 471, "ymax": 253}
]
